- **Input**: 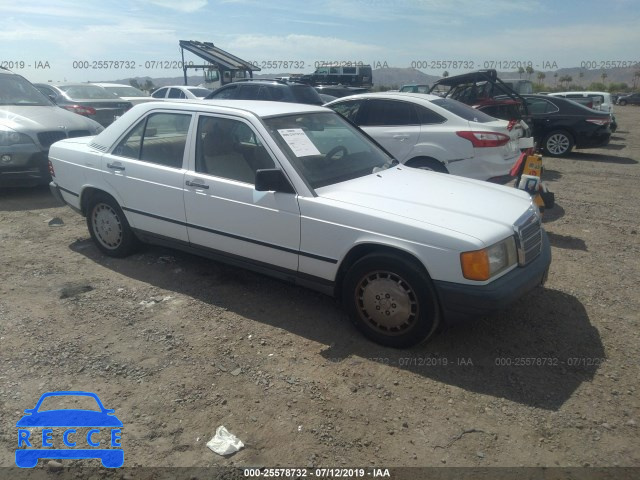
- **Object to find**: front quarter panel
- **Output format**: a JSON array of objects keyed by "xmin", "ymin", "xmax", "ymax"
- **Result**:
[{"xmin": 297, "ymin": 196, "xmax": 485, "ymax": 285}]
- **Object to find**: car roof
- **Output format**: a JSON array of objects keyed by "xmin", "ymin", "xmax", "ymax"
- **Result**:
[
  {"xmin": 549, "ymin": 91, "xmax": 610, "ymax": 96},
  {"xmin": 327, "ymin": 91, "xmax": 443, "ymax": 103},
  {"xmin": 93, "ymin": 83, "xmax": 132, "ymax": 87},
  {"xmin": 90, "ymin": 100, "xmax": 329, "ymax": 149}
]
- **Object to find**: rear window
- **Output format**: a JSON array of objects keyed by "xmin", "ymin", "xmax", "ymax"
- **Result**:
[
  {"xmin": 187, "ymin": 88, "xmax": 212, "ymax": 97},
  {"xmin": 290, "ymin": 85, "xmax": 324, "ymax": 105},
  {"xmin": 431, "ymin": 98, "xmax": 495, "ymax": 123}
]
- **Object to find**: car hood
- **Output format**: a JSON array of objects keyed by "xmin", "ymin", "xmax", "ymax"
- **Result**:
[
  {"xmin": 315, "ymin": 166, "xmax": 534, "ymax": 244},
  {"xmin": 16, "ymin": 409, "xmax": 123, "ymax": 427},
  {"xmin": 0, "ymin": 105, "xmax": 102, "ymax": 131}
]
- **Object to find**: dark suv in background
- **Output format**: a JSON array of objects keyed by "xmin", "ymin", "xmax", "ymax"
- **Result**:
[{"xmin": 205, "ymin": 79, "xmax": 324, "ymax": 105}]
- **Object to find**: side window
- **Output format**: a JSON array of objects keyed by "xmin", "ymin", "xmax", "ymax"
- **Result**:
[
  {"xmin": 416, "ymin": 105, "xmax": 446, "ymax": 124},
  {"xmin": 331, "ymin": 100, "xmax": 363, "ymax": 123},
  {"xmin": 266, "ymin": 86, "xmax": 285, "ymax": 101},
  {"xmin": 168, "ymin": 88, "xmax": 184, "ymax": 99},
  {"xmin": 113, "ymin": 112, "xmax": 191, "ymax": 168},
  {"xmin": 151, "ymin": 88, "xmax": 167, "ymax": 99},
  {"xmin": 361, "ymin": 100, "xmax": 418, "ymax": 126},
  {"xmin": 237, "ymin": 85, "xmax": 260, "ymax": 100},
  {"xmin": 211, "ymin": 85, "xmax": 238, "ymax": 99},
  {"xmin": 526, "ymin": 98, "xmax": 550, "ymax": 115},
  {"xmin": 195, "ymin": 116, "xmax": 275, "ymax": 184}
]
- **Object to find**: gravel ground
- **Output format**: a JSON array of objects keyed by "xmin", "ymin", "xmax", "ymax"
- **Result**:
[{"xmin": 0, "ymin": 107, "xmax": 638, "ymax": 478}]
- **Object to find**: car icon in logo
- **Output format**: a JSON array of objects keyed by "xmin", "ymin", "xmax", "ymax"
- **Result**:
[{"xmin": 16, "ymin": 391, "xmax": 123, "ymax": 468}]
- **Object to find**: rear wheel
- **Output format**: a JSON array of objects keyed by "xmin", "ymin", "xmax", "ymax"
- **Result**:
[
  {"xmin": 86, "ymin": 193, "xmax": 137, "ymax": 257},
  {"xmin": 342, "ymin": 253, "xmax": 440, "ymax": 348},
  {"xmin": 408, "ymin": 157, "xmax": 449, "ymax": 173},
  {"xmin": 618, "ymin": 100, "xmax": 627, "ymax": 106},
  {"xmin": 542, "ymin": 130, "xmax": 574, "ymax": 157}
]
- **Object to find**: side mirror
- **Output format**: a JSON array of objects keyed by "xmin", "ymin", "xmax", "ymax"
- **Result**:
[{"xmin": 255, "ymin": 169, "xmax": 295, "ymax": 194}]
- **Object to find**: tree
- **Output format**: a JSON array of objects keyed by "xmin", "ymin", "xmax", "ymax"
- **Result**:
[
  {"xmin": 633, "ymin": 70, "xmax": 640, "ymax": 89},
  {"xmin": 537, "ymin": 72, "xmax": 546, "ymax": 87},
  {"xmin": 554, "ymin": 72, "xmax": 558, "ymax": 86},
  {"xmin": 559, "ymin": 75, "xmax": 573, "ymax": 88},
  {"xmin": 526, "ymin": 65, "xmax": 534, "ymax": 80},
  {"xmin": 518, "ymin": 66, "xmax": 525, "ymax": 79},
  {"xmin": 600, "ymin": 71, "xmax": 608, "ymax": 84},
  {"xmin": 578, "ymin": 71, "xmax": 584, "ymax": 87},
  {"xmin": 588, "ymin": 82, "xmax": 607, "ymax": 91},
  {"xmin": 143, "ymin": 79, "xmax": 155, "ymax": 92},
  {"xmin": 443, "ymin": 71, "xmax": 449, "ymax": 78},
  {"xmin": 129, "ymin": 79, "xmax": 142, "ymax": 90}
]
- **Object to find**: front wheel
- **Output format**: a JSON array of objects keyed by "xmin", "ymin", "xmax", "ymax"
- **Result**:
[
  {"xmin": 542, "ymin": 130, "xmax": 574, "ymax": 157},
  {"xmin": 342, "ymin": 253, "xmax": 440, "ymax": 348},
  {"xmin": 618, "ymin": 100, "xmax": 627, "ymax": 106},
  {"xmin": 86, "ymin": 193, "xmax": 137, "ymax": 257}
]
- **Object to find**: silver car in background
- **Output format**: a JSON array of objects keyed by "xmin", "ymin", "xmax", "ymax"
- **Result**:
[{"xmin": 0, "ymin": 67, "xmax": 104, "ymax": 187}]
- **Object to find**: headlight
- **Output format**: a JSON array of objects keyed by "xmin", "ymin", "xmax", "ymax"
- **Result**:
[
  {"xmin": 460, "ymin": 237, "xmax": 518, "ymax": 281},
  {"xmin": 0, "ymin": 126, "xmax": 35, "ymax": 146}
]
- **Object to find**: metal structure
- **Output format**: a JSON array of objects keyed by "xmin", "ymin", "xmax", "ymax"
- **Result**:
[{"xmin": 178, "ymin": 40, "xmax": 260, "ymax": 87}]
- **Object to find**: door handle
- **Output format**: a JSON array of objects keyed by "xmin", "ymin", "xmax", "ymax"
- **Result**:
[
  {"xmin": 106, "ymin": 162, "xmax": 125, "ymax": 171},
  {"xmin": 186, "ymin": 180, "xmax": 209, "ymax": 189}
]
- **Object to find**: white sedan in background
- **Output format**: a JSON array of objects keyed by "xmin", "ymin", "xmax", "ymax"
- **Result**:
[
  {"xmin": 326, "ymin": 92, "xmax": 532, "ymax": 181},
  {"xmin": 151, "ymin": 85, "xmax": 212, "ymax": 100}
]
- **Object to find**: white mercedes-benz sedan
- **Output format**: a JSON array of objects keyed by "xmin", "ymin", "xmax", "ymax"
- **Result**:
[{"xmin": 48, "ymin": 100, "xmax": 550, "ymax": 348}]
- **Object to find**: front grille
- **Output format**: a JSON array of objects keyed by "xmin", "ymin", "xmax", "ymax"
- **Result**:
[
  {"xmin": 38, "ymin": 131, "xmax": 66, "ymax": 148},
  {"xmin": 68, "ymin": 130, "xmax": 91, "ymax": 138},
  {"xmin": 514, "ymin": 208, "xmax": 542, "ymax": 266}
]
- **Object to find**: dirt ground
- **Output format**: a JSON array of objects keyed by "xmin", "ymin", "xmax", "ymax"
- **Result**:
[{"xmin": 0, "ymin": 107, "xmax": 639, "ymax": 478}]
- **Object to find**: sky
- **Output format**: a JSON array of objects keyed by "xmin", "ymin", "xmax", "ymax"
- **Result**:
[{"xmin": 1, "ymin": 0, "xmax": 639, "ymax": 83}]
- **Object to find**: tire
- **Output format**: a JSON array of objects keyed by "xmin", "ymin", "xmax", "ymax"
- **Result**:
[
  {"xmin": 86, "ymin": 193, "xmax": 137, "ymax": 257},
  {"xmin": 342, "ymin": 252, "xmax": 440, "ymax": 348},
  {"xmin": 408, "ymin": 157, "xmax": 449, "ymax": 173},
  {"xmin": 542, "ymin": 130, "xmax": 574, "ymax": 157},
  {"xmin": 618, "ymin": 100, "xmax": 627, "ymax": 106}
]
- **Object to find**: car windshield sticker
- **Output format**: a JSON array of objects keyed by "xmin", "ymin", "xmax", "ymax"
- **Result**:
[{"xmin": 278, "ymin": 129, "xmax": 321, "ymax": 157}]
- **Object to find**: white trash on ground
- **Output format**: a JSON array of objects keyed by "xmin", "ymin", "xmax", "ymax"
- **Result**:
[{"xmin": 206, "ymin": 426, "xmax": 245, "ymax": 455}]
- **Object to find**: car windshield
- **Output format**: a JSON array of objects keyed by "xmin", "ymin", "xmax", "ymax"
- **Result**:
[
  {"xmin": 187, "ymin": 88, "xmax": 212, "ymax": 97},
  {"xmin": 431, "ymin": 98, "xmax": 496, "ymax": 123},
  {"xmin": 58, "ymin": 84, "xmax": 119, "ymax": 100},
  {"xmin": 0, "ymin": 75, "xmax": 53, "ymax": 106},
  {"xmin": 263, "ymin": 112, "xmax": 395, "ymax": 189},
  {"xmin": 102, "ymin": 85, "xmax": 147, "ymax": 97}
]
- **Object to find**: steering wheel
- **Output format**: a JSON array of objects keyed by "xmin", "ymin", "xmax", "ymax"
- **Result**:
[{"xmin": 323, "ymin": 145, "xmax": 348, "ymax": 164}]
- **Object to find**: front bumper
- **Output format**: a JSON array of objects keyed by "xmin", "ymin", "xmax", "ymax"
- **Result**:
[
  {"xmin": 434, "ymin": 230, "xmax": 551, "ymax": 324},
  {"xmin": 0, "ymin": 149, "xmax": 50, "ymax": 187}
]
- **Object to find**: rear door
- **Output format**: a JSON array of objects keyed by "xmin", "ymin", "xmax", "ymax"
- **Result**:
[
  {"xmin": 356, "ymin": 99, "xmax": 420, "ymax": 162},
  {"xmin": 102, "ymin": 111, "xmax": 192, "ymax": 241}
]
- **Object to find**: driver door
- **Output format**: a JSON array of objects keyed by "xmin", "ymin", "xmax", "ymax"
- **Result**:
[{"xmin": 183, "ymin": 114, "xmax": 301, "ymax": 272}]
